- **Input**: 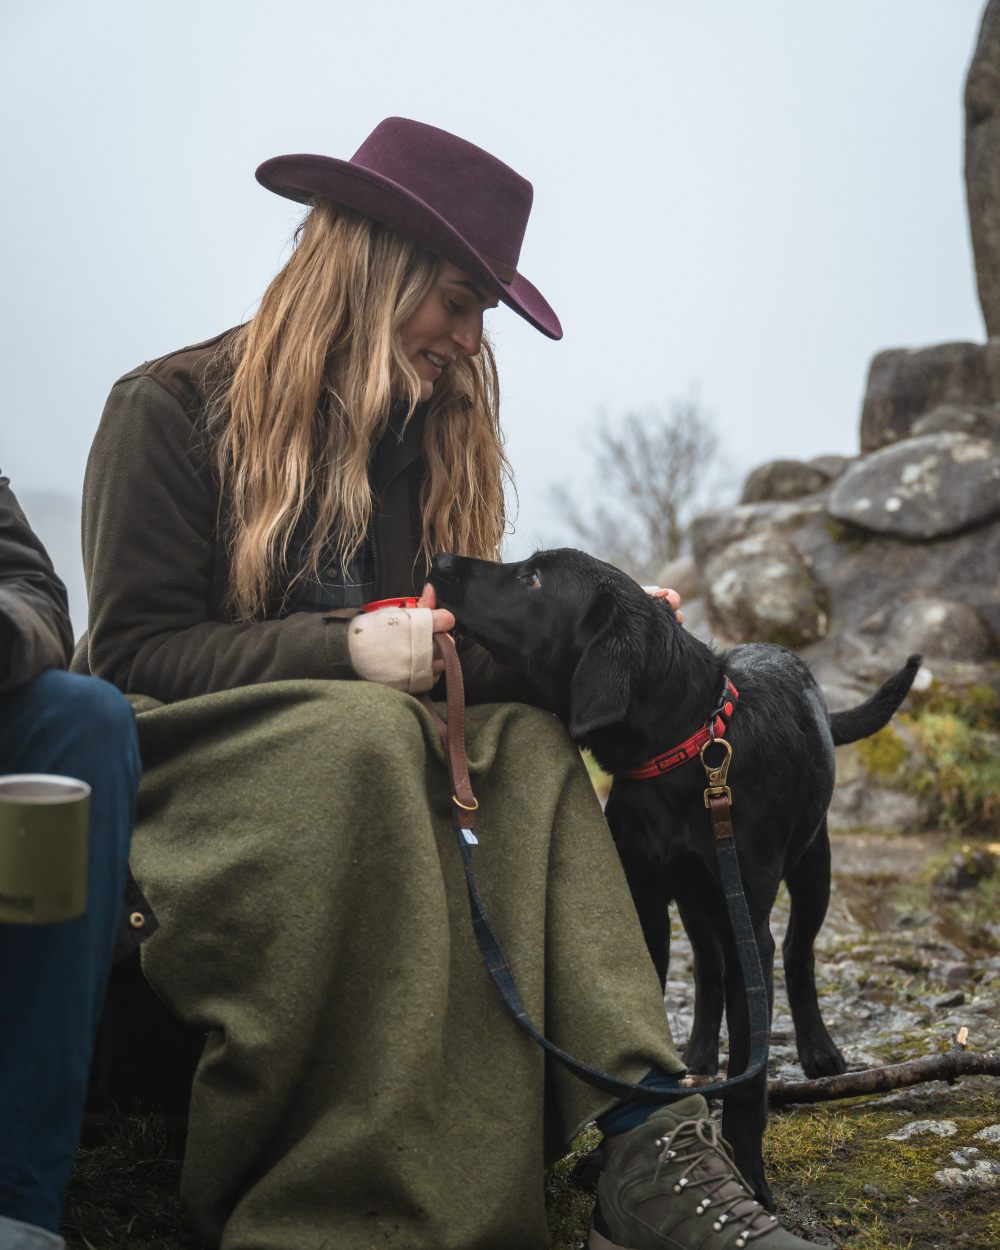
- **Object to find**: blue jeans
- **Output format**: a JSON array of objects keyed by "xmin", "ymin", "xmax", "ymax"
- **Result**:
[{"xmin": 0, "ymin": 670, "xmax": 139, "ymax": 1235}]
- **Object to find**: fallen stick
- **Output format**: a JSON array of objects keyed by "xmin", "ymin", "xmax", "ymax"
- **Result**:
[
  {"xmin": 767, "ymin": 1048, "xmax": 1000, "ymax": 1106},
  {"xmin": 675, "ymin": 1031, "xmax": 1000, "ymax": 1107}
]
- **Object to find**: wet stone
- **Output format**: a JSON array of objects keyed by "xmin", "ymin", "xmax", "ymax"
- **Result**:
[
  {"xmin": 886, "ymin": 1119, "xmax": 959, "ymax": 1141},
  {"xmin": 827, "ymin": 432, "xmax": 1000, "ymax": 539},
  {"xmin": 934, "ymin": 1159, "xmax": 1000, "ymax": 1189}
]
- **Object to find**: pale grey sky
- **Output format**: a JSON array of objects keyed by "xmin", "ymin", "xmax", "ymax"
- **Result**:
[{"xmin": 0, "ymin": 0, "xmax": 987, "ymax": 627}]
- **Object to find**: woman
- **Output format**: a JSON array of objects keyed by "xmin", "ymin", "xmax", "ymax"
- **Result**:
[{"xmin": 74, "ymin": 118, "xmax": 812, "ymax": 1250}]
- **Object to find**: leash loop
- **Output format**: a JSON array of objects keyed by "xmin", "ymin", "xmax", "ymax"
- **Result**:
[{"xmin": 421, "ymin": 634, "xmax": 770, "ymax": 1104}]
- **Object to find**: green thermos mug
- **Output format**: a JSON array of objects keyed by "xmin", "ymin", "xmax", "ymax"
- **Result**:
[{"xmin": 0, "ymin": 774, "xmax": 91, "ymax": 924}]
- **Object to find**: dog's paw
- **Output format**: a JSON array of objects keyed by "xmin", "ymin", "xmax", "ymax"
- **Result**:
[
  {"xmin": 799, "ymin": 1045, "xmax": 848, "ymax": 1079},
  {"xmin": 682, "ymin": 1040, "xmax": 721, "ymax": 1075}
]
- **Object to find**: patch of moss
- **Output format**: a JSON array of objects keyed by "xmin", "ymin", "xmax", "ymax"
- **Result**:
[
  {"xmin": 856, "ymin": 724, "xmax": 908, "ymax": 781},
  {"xmin": 907, "ymin": 680, "xmax": 999, "ymax": 729},
  {"xmin": 545, "ymin": 1126, "xmax": 600, "ymax": 1250},
  {"xmin": 901, "ymin": 711, "xmax": 1000, "ymax": 834},
  {"xmin": 855, "ymin": 678, "xmax": 1000, "ymax": 835},
  {"xmin": 766, "ymin": 1090, "xmax": 1000, "ymax": 1250}
]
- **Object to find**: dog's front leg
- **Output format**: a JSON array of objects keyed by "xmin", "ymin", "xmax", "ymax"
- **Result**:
[
  {"xmin": 783, "ymin": 819, "xmax": 848, "ymax": 1077},
  {"xmin": 618, "ymin": 852, "xmax": 673, "ymax": 986},
  {"xmin": 676, "ymin": 899, "xmax": 725, "ymax": 1075},
  {"xmin": 720, "ymin": 919, "xmax": 776, "ymax": 1210}
]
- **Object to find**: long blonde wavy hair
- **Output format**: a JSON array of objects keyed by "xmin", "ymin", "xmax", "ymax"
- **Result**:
[{"xmin": 212, "ymin": 201, "xmax": 511, "ymax": 621}]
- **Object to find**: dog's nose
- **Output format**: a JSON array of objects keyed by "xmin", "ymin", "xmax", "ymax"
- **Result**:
[{"xmin": 432, "ymin": 552, "xmax": 456, "ymax": 573}]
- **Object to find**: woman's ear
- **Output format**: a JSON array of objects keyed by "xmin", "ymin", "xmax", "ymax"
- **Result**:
[{"xmin": 568, "ymin": 594, "xmax": 631, "ymax": 739}]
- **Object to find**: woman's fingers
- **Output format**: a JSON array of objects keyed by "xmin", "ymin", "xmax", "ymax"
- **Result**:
[
  {"xmin": 643, "ymin": 585, "xmax": 685, "ymax": 626},
  {"xmin": 420, "ymin": 583, "xmax": 455, "ymax": 631},
  {"xmin": 431, "ymin": 608, "xmax": 456, "ymax": 633}
]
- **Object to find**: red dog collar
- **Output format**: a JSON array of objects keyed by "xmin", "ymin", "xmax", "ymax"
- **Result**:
[{"xmin": 621, "ymin": 678, "xmax": 739, "ymax": 781}]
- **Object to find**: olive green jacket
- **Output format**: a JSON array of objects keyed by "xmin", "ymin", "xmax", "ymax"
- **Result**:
[
  {"xmin": 71, "ymin": 330, "xmax": 529, "ymax": 705},
  {"xmin": 0, "ymin": 472, "xmax": 73, "ymax": 692}
]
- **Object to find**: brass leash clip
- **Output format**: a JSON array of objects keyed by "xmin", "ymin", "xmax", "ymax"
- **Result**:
[{"xmin": 699, "ymin": 737, "xmax": 733, "ymax": 808}]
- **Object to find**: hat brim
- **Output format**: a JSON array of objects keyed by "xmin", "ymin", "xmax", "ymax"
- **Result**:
[{"xmin": 255, "ymin": 154, "xmax": 563, "ymax": 340}]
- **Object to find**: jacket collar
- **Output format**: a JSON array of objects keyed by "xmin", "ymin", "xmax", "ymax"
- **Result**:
[{"xmin": 370, "ymin": 402, "xmax": 427, "ymax": 495}]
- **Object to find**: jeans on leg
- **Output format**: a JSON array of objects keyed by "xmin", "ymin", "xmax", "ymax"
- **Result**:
[{"xmin": 0, "ymin": 670, "xmax": 139, "ymax": 1233}]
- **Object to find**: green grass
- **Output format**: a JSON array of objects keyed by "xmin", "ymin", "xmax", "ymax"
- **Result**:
[
  {"xmin": 63, "ymin": 1113, "xmax": 202, "ymax": 1250},
  {"xmin": 74, "ymin": 1088, "xmax": 1000, "ymax": 1249}
]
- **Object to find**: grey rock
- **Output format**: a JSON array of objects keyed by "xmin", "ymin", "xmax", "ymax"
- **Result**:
[
  {"xmin": 740, "ymin": 459, "xmax": 829, "ymax": 504},
  {"xmin": 950, "ymin": 1148, "xmax": 983, "ymax": 1166},
  {"xmin": 801, "ymin": 514, "xmax": 1000, "ymax": 663},
  {"xmin": 883, "ymin": 598, "xmax": 993, "ymax": 663},
  {"xmin": 826, "ymin": 776, "xmax": 924, "ymax": 835},
  {"xmin": 808, "ymin": 454, "xmax": 851, "ymax": 480},
  {"xmin": 933, "ymin": 990, "xmax": 966, "ymax": 1010},
  {"xmin": 702, "ymin": 530, "xmax": 829, "ymax": 648},
  {"xmin": 886, "ymin": 1119, "xmax": 958, "ymax": 1141},
  {"xmin": 860, "ymin": 341, "xmax": 1000, "ymax": 451},
  {"xmin": 934, "ymin": 848, "xmax": 998, "ymax": 893},
  {"xmin": 974, "ymin": 1124, "xmax": 1000, "ymax": 1143},
  {"xmin": 672, "ymin": 596, "xmax": 719, "ymax": 648},
  {"xmin": 689, "ymin": 499, "xmax": 827, "ymax": 568},
  {"xmin": 827, "ymin": 433, "xmax": 1000, "ymax": 540},
  {"xmin": 966, "ymin": 0, "xmax": 1000, "ymax": 337},
  {"xmin": 654, "ymin": 554, "xmax": 700, "ymax": 603},
  {"xmin": 935, "ymin": 1160, "xmax": 1000, "ymax": 1189},
  {"xmin": 945, "ymin": 962, "xmax": 973, "ymax": 988},
  {"xmin": 913, "ymin": 401, "xmax": 1000, "ymax": 442}
]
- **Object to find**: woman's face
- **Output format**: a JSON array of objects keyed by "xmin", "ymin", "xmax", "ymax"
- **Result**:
[{"xmin": 399, "ymin": 261, "xmax": 499, "ymax": 401}]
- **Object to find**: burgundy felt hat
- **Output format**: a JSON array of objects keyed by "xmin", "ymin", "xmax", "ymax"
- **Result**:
[{"xmin": 255, "ymin": 117, "xmax": 562, "ymax": 340}]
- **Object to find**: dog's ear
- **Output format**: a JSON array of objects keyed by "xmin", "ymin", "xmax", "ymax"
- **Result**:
[{"xmin": 568, "ymin": 594, "xmax": 632, "ymax": 739}]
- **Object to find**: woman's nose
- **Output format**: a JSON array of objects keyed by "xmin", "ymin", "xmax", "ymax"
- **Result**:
[{"xmin": 452, "ymin": 318, "xmax": 483, "ymax": 357}]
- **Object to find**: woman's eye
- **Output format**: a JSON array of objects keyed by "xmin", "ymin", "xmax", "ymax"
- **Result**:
[{"xmin": 446, "ymin": 299, "xmax": 464, "ymax": 315}]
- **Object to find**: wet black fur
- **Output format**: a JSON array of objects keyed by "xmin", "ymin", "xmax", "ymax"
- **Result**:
[{"xmin": 430, "ymin": 547, "xmax": 920, "ymax": 1207}]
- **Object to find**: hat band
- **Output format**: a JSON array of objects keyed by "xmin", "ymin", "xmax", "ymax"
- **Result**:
[{"xmin": 480, "ymin": 252, "xmax": 516, "ymax": 284}]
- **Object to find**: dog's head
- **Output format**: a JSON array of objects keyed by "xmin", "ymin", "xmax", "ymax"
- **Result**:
[{"xmin": 429, "ymin": 548, "xmax": 669, "ymax": 740}]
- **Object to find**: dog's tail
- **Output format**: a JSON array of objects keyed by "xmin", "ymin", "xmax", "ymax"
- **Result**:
[{"xmin": 828, "ymin": 655, "xmax": 922, "ymax": 746}]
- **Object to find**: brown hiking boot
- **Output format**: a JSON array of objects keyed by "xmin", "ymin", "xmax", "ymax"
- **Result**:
[{"xmin": 590, "ymin": 1097, "xmax": 818, "ymax": 1249}]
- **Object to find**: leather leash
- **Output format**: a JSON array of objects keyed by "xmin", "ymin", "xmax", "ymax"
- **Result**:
[{"xmin": 420, "ymin": 633, "xmax": 771, "ymax": 1102}]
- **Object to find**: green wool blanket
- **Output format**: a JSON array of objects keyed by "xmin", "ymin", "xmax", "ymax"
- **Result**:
[{"xmin": 129, "ymin": 680, "xmax": 682, "ymax": 1250}]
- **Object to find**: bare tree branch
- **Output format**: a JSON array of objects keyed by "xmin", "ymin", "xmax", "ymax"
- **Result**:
[{"xmin": 548, "ymin": 396, "xmax": 725, "ymax": 581}]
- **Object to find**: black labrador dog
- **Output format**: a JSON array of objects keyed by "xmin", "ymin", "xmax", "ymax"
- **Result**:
[{"xmin": 430, "ymin": 547, "xmax": 919, "ymax": 1207}]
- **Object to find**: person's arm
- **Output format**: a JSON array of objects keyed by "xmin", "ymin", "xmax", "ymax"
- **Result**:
[
  {"xmin": 78, "ymin": 373, "xmax": 362, "ymax": 702},
  {"xmin": 0, "ymin": 473, "xmax": 74, "ymax": 693}
]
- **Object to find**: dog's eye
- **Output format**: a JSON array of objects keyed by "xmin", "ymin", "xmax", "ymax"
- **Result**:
[{"xmin": 521, "ymin": 569, "xmax": 542, "ymax": 589}]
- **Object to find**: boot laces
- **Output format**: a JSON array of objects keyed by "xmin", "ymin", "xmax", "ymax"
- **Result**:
[{"xmin": 652, "ymin": 1118, "xmax": 780, "ymax": 1245}]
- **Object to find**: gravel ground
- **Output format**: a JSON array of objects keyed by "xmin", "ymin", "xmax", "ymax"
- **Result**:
[
  {"xmin": 659, "ymin": 830, "xmax": 1000, "ymax": 1249},
  {"xmin": 664, "ymin": 832, "xmax": 1000, "ymax": 1077}
]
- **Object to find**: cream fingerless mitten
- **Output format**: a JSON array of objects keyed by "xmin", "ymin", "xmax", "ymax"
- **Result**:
[{"xmin": 346, "ymin": 606, "xmax": 435, "ymax": 693}]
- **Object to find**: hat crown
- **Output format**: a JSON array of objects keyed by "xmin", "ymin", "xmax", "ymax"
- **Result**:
[{"xmin": 351, "ymin": 117, "xmax": 532, "ymax": 271}]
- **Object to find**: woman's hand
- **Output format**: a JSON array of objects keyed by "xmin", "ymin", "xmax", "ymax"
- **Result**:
[
  {"xmin": 643, "ymin": 585, "xmax": 684, "ymax": 625},
  {"xmin": 418, "ymin": 583, "xmax": 455, "ymax": 680}
]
